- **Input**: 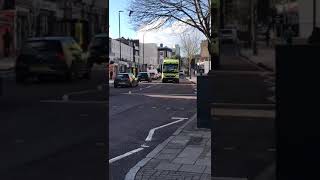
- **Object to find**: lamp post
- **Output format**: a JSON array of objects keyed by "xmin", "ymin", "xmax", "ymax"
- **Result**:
[
  {"xmin": 143, "ymin": 32, "xmax": 145, "ymax": 71},
  {"xmin": 119, "ymin": 10, "xmax": 123, "ymax": 64},
  {"xmin": 313, "ymin": 0, "xmax": 316, "ymax": 30}
]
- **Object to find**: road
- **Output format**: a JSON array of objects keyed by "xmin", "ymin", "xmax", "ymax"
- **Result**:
[
  {"xmin": 0, "ymin": 67, "xmax": 196, "ymax": 179},
  {"xmin": 109, "ymin": 78, "xmax": 196, "ymax": 180},
  {"xmin": 0, "ymin": 67, "xmax": 108, "ymax": 179}
]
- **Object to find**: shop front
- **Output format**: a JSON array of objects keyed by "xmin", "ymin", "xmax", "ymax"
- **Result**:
[{"xmin": 0, "ymin": 9, "xmax": 15, "ymax": 58}]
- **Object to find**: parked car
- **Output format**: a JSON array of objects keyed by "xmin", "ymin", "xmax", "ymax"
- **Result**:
[
  {"xmin": 15, "ymin": 37, "xmax": 91, "ymax": 83},
  {"xmin": 114, "ymin": 73, "xmax": 138, "ymax": 88},
  {"xmin": 220, "ymin": 29, "xmax": 238, "ymax": 44},
  {"xmin": 179, "ymin": 70, "xmax": 185, "ymax": 76},
  {"xmin": 138, "ymin": 72, "xmax": 152, "ymax": 82},
  {"xmin": 87, "ymin": 33, "xmax": 108, "ymax": 65}
]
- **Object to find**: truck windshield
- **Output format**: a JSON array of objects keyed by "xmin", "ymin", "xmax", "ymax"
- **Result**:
[{"xmin": 163, "ymin": 64, "xmax": 178, "ymax": 73}]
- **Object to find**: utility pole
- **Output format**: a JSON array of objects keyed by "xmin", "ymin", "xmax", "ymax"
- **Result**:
[
  {"xmin": 313, "ymin": 0, "xmax": 316, "ymax": 30},
  {"xmin": 143, "ymin": 33, "xmax": 145, "ymax": 71},
  {"xmin": 251, "ymin": 0, "xmax": 257, "ymax": 55},
  {"xmin": 119, "ymin": 10, "xmax": 123, "ymax": 64}
]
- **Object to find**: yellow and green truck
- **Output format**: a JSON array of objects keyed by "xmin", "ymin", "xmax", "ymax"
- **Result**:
[{"xmin": 161, "ymin": 59, "xmax": 180, "ymax": 83}]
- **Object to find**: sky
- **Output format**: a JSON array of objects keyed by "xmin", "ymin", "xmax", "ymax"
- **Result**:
[{"xmin": 109, "ymin": 0, "xmax": 206, "ymax": 50}]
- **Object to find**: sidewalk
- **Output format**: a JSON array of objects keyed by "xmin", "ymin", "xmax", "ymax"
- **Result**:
[
  {"xmin": 126, "ymin": 115, "xmax": 211, "ymax": 180},
  {"xmin": 0, "ymin": 56, "xmax": 16, "ymax": 71},
  {"xmin": 240, "ymin": 45, "xmax": 275, "ymax": 72},
  {"xmin": 239, "ymin": 38, "xmax": 308, "ymax": 73},
  {"xmin": 186, "ymin": 76, "xmax": 197, "ymax": 84}
]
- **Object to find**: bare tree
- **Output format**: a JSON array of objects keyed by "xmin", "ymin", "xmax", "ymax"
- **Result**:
[
  {"xmin": 180, "ymin": 29, "xmax": 201, "ymax": 79},
  {"xmin": 128, "ymin": 0, "xmax": 220, "ymax": 69}
]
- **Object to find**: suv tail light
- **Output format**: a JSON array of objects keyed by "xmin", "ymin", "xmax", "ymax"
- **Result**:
[{"xmin": 56, "ymin": 52, "xmax": 65, "ymax": 61}]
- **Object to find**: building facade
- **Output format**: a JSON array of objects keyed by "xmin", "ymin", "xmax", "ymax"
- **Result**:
[
  {"xmin": 140, "ymin": 43, "xmax": 158, "ymax": 70},
  {"xmin": 158, "ymin": 43, "xmax": 173, "ymax": 69},
  {"xmin": 0, "ymin": 0, "xmax": 15, "ymax": 58},
  {"xmin": 0, "ymin": 0, "xmax": 107, "ymax": 58}
]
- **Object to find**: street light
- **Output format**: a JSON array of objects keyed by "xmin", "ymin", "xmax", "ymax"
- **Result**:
[
  {"xmin": 313, "ymin": 0, "xmax": 316, "ymax": 30},
  {"xmin": 119, "ymin": 10, "xmax": 123, "ymax": 63},
  {"xmin": 143, "ymin": 32, "xmax": 146, "ymax": 71}
]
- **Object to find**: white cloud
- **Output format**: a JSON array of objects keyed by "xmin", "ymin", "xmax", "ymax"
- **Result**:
[{"xmin": 135, "ymin": 20, "xmax": 206, "ymax": 50}]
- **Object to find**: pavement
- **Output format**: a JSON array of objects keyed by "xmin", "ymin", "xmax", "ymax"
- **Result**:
[
  {"xmin": 209, "ymin": 44, "xmax": 276, "ymax": 179},
  {"xmin": 239, "ymin": 38, "xmax": 308, "ymax": 73},
  {"xmin": 186, "ymin": 76, "xmax": 197, "ymax": 84},
  {"xmin": 239, "ymin": 43, "xmax": 275, "ymax": 72},
  {"xmin": 128, "ymin": 115, "xmax": 211, "ymax": 180}
]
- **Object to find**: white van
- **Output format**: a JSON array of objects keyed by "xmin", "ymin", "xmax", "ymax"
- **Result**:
[{"xmin": 147, "ymin": 69, "xmax": 159, "ymax": 80}]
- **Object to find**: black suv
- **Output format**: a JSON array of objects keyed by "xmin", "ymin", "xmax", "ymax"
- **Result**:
[
  {"xmin": 114, "ymin": 73, "xmax": 138, "ymax": 88},
  {"xmin": 15, "ymin": 37, "xmax": 91, "ymax": 83},
  {"xmin": 88, "ymin": 33, "xmax": 109, "ymax": 65},
  {"xmin": 138, "ymin": 72, "xmax": 152, "ymax": 82}
]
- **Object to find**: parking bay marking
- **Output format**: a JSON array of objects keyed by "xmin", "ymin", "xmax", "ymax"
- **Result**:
[
  {"xmin": 109, "ymin": 117, "xmax": 188, "ymax": 164},
  {"xmin": 145, "ymin": 117, "xmax": 188, "ymax": 142},
  {"xmin": 109, "ymin": 148, "xmax": 144, "ymax": 164},
  {"xmin": 40, "ymin": 100, "xmax": 108, "ymax": 104}
]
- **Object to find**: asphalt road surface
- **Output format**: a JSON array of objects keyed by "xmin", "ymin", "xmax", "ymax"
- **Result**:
[
  {"xmin": 0, "ymin": 68, "xmax": 196, "ymax": 179},
  {"xmin": 0, "ymin": 67, "xmax": 108, "ymax": 180},
  {"xmin": 109, "ymin": 78, "xmax": 197, "ymax": 180}
]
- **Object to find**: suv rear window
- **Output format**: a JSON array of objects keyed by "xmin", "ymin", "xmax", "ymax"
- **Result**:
[
  {"xmin": 117, "ymin": 74, "xmax": 129, "ymax": 78},
  {"xmin": 138, "ymin": 73, "xmax": 148, "ymax": 77},
  {"xmin": 22, "ymin": 40, "xmax": 63, "ymax": 54}
]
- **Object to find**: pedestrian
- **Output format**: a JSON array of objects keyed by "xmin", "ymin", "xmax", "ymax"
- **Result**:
[
  {"xmin": 284, "ymin": 26, "xmax": 294, "ymax": 45},
  {"xmin": 110, "ymin": 71, "xmax": 113, "ymax": 80},
  {"xmin": 2, "ymin": 29, "xmax": 12, "ymax": 57}
]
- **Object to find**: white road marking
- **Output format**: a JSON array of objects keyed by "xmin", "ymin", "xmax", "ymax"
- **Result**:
[
  {"xmin": 109, "ymin": 147, "xmax": 144, "ymax": 164},
  {"xmin": 145, "ymin": 94, "xmax": 197, "ymax": 100},
  {"xmin": 145, "ymin": 117, "xmax": 188, "ymax": 142},
  {"xmin": 152, "ymin": 107, "xmax": 157, "ymax": 109},
  {"xmin": 141, "ymin": 144, "xmax": 150, "ymax": 148},
  {"xmin": 40, "ymin": 100, "xmax": 108, "ymax": 104}
]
